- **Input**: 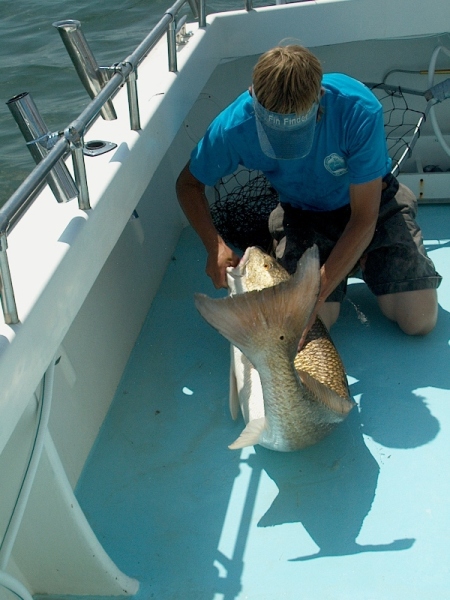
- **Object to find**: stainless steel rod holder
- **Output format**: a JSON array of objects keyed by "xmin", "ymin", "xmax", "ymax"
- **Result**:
[
  {"xmin": 0, "ymin": 233, "xmax": 19, "ymax": 325},
  {"xmin": 72, "ymin": 146, "xmax": 90, "ymax": 210},
  {"xmin": 53, "ymin": 19, "xmax": 117, "ymax": 121},
  {"xmin": 168, "ymin": 20, "xmax": 178, "ymax": 72},
  {"xmin": 199, "ymin": 0, "xmax": 206, "ymax": 27},
  {"xmin": 66, "ymin": 127, "xmax": 91, "ymax": 210},
  {"xmin": 6, "ymin": 92, "xmax": 78, "ymax": 204},
  {"xmin": 126, "ymin": 70, "xmax": 141, "ymax": 130},
  {"xmin": 187, "ymin": 0, "xmax": 199, "ymax": 19}
]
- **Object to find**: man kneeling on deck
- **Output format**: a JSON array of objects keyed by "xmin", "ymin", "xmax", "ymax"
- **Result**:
[{"xmin": 176, "ymin": 43, "xmax": 441, "ymax": 338}]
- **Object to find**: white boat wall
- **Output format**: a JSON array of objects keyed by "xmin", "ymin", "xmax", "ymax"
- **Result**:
[{"xmin": 0, "ymin": 0, "xmax": 450, "ymax": 598}]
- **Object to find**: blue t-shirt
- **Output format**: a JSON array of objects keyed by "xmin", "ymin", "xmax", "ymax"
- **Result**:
[{"xmin": 189, "ymin": 73, "xmax": 391, "ymax": 211}]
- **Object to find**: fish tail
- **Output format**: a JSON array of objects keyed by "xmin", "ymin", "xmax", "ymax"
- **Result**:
[{"xmin": 195, "ymin": 246, "xmax": 320, "ymax": 364}]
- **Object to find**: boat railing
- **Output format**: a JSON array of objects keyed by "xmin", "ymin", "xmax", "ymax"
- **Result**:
[{"xmin": 0, "ymin": 0, "xmax": 215, "ymax": 325}]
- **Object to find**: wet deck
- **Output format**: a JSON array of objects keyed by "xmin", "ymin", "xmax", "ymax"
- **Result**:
[{"xmin": 75, "ymin": 204, "xmax": 450, "ymax": 600}]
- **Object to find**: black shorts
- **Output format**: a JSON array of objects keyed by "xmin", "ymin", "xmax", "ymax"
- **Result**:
[{"xmin": 268, "ymin": 174, "xmax": 442, "ymax": 302}]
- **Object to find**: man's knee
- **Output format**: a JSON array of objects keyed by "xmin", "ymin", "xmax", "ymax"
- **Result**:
[{"xmin": 377, "ymin": 289, "xmax": 438, "ymax": 335}]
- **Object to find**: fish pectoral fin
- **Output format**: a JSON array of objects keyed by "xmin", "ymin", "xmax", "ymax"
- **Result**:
[
  {"xmin": 298, "ymin": 370, "xmax": 355, "ymax": 416},
  {"xmin": 229, "ymin": 347, "xmax": 240, "ymax": 421},
  {"xmin": 228, "ymin": 417, "xmax": 266, "ymax": 450}
]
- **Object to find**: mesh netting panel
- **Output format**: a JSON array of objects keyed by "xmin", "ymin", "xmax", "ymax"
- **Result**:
[
  {"xmin": 369, "ymin": 84, "xmax": 426, "ymax": 174},
  {"xmin": 211, "ymin": 171, "xmax": 279, "ymax": 252}
]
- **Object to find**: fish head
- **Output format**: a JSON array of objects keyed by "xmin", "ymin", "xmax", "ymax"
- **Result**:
[{"xmin": 227, "ymin": 247, "xmax": 289, "ymax": 294}]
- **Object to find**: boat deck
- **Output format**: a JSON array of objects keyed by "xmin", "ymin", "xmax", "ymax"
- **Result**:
[{"xmin": 75, "ymin": 205, "xmax": 450, "ymax": 600}]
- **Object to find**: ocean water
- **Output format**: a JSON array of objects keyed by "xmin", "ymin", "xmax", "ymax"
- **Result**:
[{"xmin": 0, "ymin": 0, "xmax": 246, "ymax": 207}]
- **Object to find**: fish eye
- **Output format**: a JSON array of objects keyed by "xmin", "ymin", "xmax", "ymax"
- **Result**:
[{"xmin": 279, "ymin": 335, "xmax": 284, "ymax": 340}]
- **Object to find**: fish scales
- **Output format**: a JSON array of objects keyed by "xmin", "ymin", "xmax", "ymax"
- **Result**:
[
  {"xmin": 294, "ymin": 319, "xmax": 350, "ymax": 400},
  {"xmin": 194, "ymin": 246, "xmax": 354, "ymax": 451},
  {"xmin": 254, "ymin": 337, "xmax": 347, "ymax": 449},
  {"xmin": 242, "ymin": 247, "xmax": 349, "ymax": 401}
]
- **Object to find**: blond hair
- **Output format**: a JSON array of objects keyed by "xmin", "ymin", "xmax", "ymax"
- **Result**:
[{"xmin": 252, "ymin": 45, "xmax": 322, "ymax": 114}]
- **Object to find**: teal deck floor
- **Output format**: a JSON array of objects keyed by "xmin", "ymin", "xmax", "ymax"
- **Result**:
[{"xmin": 76, "ymin": 205, "xmax": 450, "ymax": 600}]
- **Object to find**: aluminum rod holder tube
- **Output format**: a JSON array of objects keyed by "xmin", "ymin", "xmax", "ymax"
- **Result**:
[
  {"xmin": 187, "ymin": 0, "xmax": 199, "ymax": 20},
  {"xmin": 53, "ymin": 20, "xmax": 117, "ymax": 121},
  {"xmin": 6, "ymin": 93, "xmax": 78, "ymax": 204},
  {"xmin": 126, "ymin": 70, "xmax": 141, "ymax": 131},
  {"xmin": 168, "ymin": 20, "xmax": 178, "ymax": 72},
  {"xmin": 0, "ymin": 233, "xmax": 19, "ymax": 325},
  {"xmin": 68, "ymin": 131, "xmax": 91, "ymax": 211},
  {"xmin": 199, "ymin": 0, "xmax": 206, "ymax": 27}
]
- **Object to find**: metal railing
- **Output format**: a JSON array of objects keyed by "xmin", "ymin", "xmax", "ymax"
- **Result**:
[{"xmin": 0, "ymin": 0, "xmax": 208, "ymax": 325}]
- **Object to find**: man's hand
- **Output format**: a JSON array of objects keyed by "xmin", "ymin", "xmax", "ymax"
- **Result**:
[{"xmin": 206, "ymin": 241, "xmax": 240, "ymax": 289}]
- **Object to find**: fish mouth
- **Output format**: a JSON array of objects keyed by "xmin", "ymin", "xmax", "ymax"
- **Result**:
[{"xmin": 227, "ymin": 247, "xmax": 253, "ymax": 279}]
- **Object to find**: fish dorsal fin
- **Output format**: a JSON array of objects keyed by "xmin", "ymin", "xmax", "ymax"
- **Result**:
[
  {"xmin": 298, "ymin": 370, "xmax": 355, "ymax": 416},
  {"xmin": 228, "ymin": 417, "xmax": 266, "ymax": 449}
]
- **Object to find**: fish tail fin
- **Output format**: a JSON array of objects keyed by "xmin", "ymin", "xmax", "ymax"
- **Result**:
[
  {"xmin": 228, "ymin": 417, "xmax": 266, "ymax": 449},
  {"xmin": 194, "ymin": 246, "xmax": 320, "ymax": 364}
]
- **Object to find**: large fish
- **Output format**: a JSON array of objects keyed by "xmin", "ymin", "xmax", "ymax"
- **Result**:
[{"xmin": 195, "ymin": 246, "xmax": 355, "ymax": 452}]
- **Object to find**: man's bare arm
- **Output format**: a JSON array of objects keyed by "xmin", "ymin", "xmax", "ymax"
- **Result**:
[
  {"xmin": 300, "ymin": 177, "xmax": 382, "ymax": 343},
  {"xmin": 176, "ymin": 162, "xmax": 240, "ymax": 288}
]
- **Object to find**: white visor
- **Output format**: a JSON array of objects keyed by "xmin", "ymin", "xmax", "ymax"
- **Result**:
[{"xmin": 252, "ymin": 88, "xmax": 319, "ymax": 160}]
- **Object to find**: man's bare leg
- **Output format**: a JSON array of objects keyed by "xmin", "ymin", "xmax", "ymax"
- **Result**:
[{"xmin": 377, "ymin": 289, "xmax": 438, "ymax": 335}]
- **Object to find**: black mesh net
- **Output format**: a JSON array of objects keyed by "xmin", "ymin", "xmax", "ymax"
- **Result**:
[
  {"xmin": 211, "ymin": 171, "xmax": 279, "ymax": 252},
  {"xmin": 368, "ymin": 83, "xmax": 426, "ymax": 175}
]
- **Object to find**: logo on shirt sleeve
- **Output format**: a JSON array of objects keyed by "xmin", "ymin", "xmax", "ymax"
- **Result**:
[{"xmin": 324, "ymin": 153, "xmax": 348, "ymax": 176}]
